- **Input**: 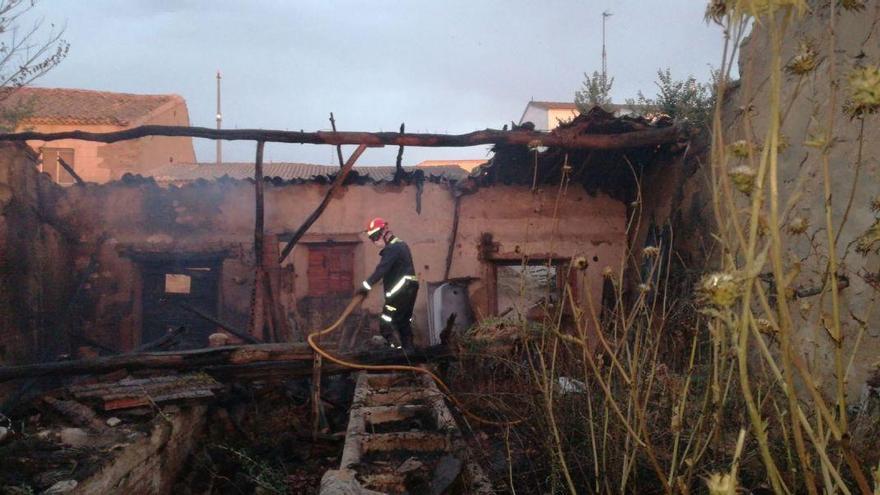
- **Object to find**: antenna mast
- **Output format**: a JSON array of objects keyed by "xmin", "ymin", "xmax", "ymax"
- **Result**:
[
  {"xmin": 601, "ymin": 10, "xmax": 612, "ymax": 85},
  {"xmin": 216, "ymin": 71, "xmax": 222, "ymax": 165}
]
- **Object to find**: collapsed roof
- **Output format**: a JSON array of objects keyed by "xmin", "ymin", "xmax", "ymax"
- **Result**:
[{"xmin": 470, "ymin": 106, "xmax": 685, "ymax": 201}]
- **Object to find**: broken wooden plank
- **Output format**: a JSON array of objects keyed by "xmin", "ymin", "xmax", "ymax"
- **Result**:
[
  {"xmin": 42, "ymin": 396, "xmax": 107, "ymax": 431},
  {"xmin": 0, "ymin": 343, "xmax": 311, "ymax": 382},
  {"xmin": 0, "ymin": 343, "xmax": 454, "ymax": 382},
  {"xmin": 0, "ymin": 123, "xmax": 685, "ymax": 150},
  {"xmin": 278, "ymin": 143, "xmax": 368, "ymax": 263}
]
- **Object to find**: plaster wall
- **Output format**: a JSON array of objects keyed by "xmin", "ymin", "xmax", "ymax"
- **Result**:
[
  {"xmin": 547, "ymin": 108, "xmax": 579, "ymax": 129},
  {"xmin": 520, "ymin": 106, "xmax": 550, "ymax": 130},
  {"xmin": 57, "ymin": 178, "xmax": 627, "ymax": 349}
]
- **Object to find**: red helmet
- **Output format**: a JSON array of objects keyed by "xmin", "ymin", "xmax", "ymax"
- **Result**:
[{"xmin": 365, "ymin": 217, "xmax": 388, "ymax": 241}]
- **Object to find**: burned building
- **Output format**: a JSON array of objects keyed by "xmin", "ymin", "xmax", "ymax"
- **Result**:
[
  {"xmin": 0, "ymin": 108, "xmax": 687, "ymax": 493},
  {"xmin": 2, "ymin": 108, "xmax": 682, "ymax": 359}
]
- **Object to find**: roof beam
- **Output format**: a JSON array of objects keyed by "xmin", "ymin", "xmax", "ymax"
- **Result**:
[{"xmin": 0, "ymin": 123, "xmax": 684, "ymax": 150}]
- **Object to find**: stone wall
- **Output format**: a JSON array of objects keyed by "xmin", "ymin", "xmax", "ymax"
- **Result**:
[{"xmin": 0, "ymin": 143, "xmax": 78, "ymax": 366}]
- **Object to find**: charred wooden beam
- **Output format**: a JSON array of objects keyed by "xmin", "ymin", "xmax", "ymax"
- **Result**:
[
  {"xmin": 0, "ymin": 343, "xmax": 453, "ymax": 382},
  {"xmin": 204, "ymin": 345, "xmax": 454, "ymax": 381},
  {"xmin": 57, "ymin": 156, "xmax": 85, "ymax": 185},
  {"xmin": 278, "ymin": 143, "xmax": 368, "ymax": 263},
  {"xmin": 444, "ymin": 195, "xmax": 462, "ymax": 280},
  {"xmin": 0, "ymin": 124, "xmax": 685, "ymax": 150},
  {"xmin": 254, "ymin": 140, "xmax": 266, "ymax": 269},
  {"xmin": 329, "ymin": 112, "xmax": 345, "ymax": 168},
  {"xmin": 133, "ymin": 325, "xmax": 187, "ymax": 352},
  {"xmin": 174, "ymin": 301, "xmax": 260, "ymax": 344},
  {"xmin": 394, "ymin": 122, "xmax": 405, "ymax": 182},
  {"xmin": 0, "ymin": 343, "xmax": 312, "ymax": 382}
]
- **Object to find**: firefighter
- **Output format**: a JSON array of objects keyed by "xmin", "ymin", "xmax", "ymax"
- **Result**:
[{"xmin": 358, "ymin": 217, "xmax": 418, "ymax": 351}]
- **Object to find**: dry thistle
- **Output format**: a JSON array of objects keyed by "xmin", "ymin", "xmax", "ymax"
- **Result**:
[
  {"xmin": 705, "ymin": 0, "xmax": 728, "ymax": 24},
  {"xmin": 786, "ymin": 41, "xmax": 818, "ymax": 75},
  {"xmin": 799, "ymin": 300, "xmax": 812, "ymax": 313},
  {"xmin": 638, "ymin": 282, "xmax": 652, "ymax": 294},
  {"xmin": 642, "ymin": 246, "xmax": 661, "ymax": 257},
  {"xmin": 856, "ymin": 218, "xmax": 880, "ymax": 255},
  {"xmin": 840, "ymin": 0, "xmax": 866, "ymax": 12},
  {"xmin": 787, "ymin": 216, "xmax": 809, "ymax": 235},
  {"xmin": 573, "ymin": 256, "xmax": 589, "ymax": 270},
  {"xmin": 729, "ymin": 165, "xmax": 757, "ymax": 195},
  {"xmin": 698, "ymin": 272, "xmax": 742, "ymax": 308},
  {"xmin": 777, "ymin": 133, "xmax": 789, "ymax": 152},
  {"xmin": 804, "ymin": 131, "xmax": 829, "ymax": 148},
  {"xmin": 757, "ymin": 214, "xmax": 770, "ymax": 237},
  {"xmin": 671, "ymin": 412, "xmax": 682, "ymax": 433},
  {"xmin": 728, "ymin": 139, "xmax": 751, "ymax": 158},
  {"xmin": 732, "ymin": 0, "xmax": 807, "ymax": 19},
  {"xmin": 755, "ymin": 318, "xmax": 776, "ymax": 335},
  {"xmin": 847, "ymin": 65, "xmax": 880, "ymax": 116},
  {"xmin": 602, "ymin": 266, "xmax": 615, "ymax": 279},
  {"xmin": 871, "ymin": 461, "xmax": 880, "ymax": 495},
  {"xmin": 705, "ymin": 473, "xmax": 737, "ymax": 495}
]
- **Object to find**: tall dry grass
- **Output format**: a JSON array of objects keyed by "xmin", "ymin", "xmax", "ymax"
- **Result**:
[{"xmin": 449, "ymin": 2, "xmax": 880, "ymax": 493}]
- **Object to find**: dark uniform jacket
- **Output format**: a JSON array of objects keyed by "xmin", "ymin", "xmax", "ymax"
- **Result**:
[{"xmin": 365, "ymin": 238, "xmax": 415, "ymax": 297}]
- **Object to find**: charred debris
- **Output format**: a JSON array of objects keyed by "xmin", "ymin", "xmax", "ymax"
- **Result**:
[{"xmin": 0, "ymin": 108, "xmax": 688, "ymax": 494}]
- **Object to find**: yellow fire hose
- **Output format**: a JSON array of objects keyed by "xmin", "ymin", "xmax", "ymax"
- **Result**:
[{"xmin": 307, "ymin": 293, "xmax": 520, "ymax": 427}]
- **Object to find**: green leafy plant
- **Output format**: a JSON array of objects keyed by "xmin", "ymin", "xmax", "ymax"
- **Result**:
[
  {"xmin": 626, "ymin": 68, "xmax": 715, "ymax": 127},
  {"xmin": 574, "ymin": 70, "xmax": 614, "ymax": 112}
]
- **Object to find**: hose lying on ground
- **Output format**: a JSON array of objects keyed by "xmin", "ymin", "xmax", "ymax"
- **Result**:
[{"xmin": 306, "ymin": 293, "xmax": 520, "ymax": 427}]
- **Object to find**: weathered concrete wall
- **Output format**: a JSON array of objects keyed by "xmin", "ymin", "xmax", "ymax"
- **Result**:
[
  {"xmin": 724, "ymin": 4, "xmax": 880, "ymax": 398},
  {"xmin": 54, "ymin": 176, "xmax": 626, "ymax": 349},
  {"xmin": 0, "ymin": 143, "xmax": 78, "ymax": 366}
]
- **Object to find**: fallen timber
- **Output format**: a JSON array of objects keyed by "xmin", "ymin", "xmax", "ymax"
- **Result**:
[
  {"xmin": 0, "ymin": 343, "xmax": 453, "ymax": 382},
  {"xmin": 0, "ymin": 123, "xmax": 684, "ymax": 150}
]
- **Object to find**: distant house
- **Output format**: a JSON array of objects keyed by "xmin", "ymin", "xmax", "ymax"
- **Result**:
[
  {"xmin": 518, "ymin": 100, "xmax": 645, "ymax": 131},
  {"xmin": 414, "ymin": 159, "xmax": 486, "ymax": 173},
  {"xmin": 0, "ymin": 87, "xmax": 196, "ymax": 184}
]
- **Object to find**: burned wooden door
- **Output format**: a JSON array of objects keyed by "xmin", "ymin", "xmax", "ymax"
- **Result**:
[
  {"xmin": 141, "ymin": 260, "xmax": 221, "ymax": 349},
  {"xmin": 307, "ymin": 245, "xmax": 355, "ymax": 297},
  {"xmin": 301, "ymin": 244, "xmax": 357, "ymax": 337}
]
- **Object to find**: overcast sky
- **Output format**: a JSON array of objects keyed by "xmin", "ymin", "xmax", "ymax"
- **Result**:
[{"xmin": 30, "ymin": 0, "xmax": 724, "ymax": 166}]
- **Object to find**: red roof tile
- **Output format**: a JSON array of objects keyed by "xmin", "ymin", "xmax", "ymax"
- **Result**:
[{"xmin": 0, "ymin": 87, "xmax": 180, "ymax": 126}]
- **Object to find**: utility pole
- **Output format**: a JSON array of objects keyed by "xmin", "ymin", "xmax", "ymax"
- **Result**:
[
  {"xmin": 601, "ymin": 10, "xmax": 612, "ymax": 86},
  {"xmin": 216, "ymin": 70, "xmax": 222, "ymax": 165}
]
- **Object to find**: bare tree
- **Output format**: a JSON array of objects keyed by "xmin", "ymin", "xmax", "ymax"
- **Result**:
[{"xmin": 0, "ymin": 0, "xmax": 69, "ymax": 100}]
